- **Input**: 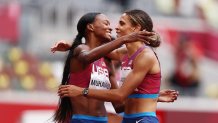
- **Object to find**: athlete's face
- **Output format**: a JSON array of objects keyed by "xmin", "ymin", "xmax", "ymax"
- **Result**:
[
  {"xmin": 92, "ymin": 14, "xmax": 112, "ymax": 42},
  {"xmin": 115, "ymin": 13, "xmax": 138, "ymax": 38}
]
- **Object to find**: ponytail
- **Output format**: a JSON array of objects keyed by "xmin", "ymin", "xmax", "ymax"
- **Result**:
[
  {"xmin": 69, "ymin": 33, "xmax": 83, "ymax": 50},
  {"xmin": 53, "ymin": 34, "xmax": 83, "ymax": 123}
]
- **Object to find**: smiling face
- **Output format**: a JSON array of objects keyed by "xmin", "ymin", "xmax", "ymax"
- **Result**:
[
  {"xmin": 116, "ymin": 10, "xmax": 154, "ymax": 38},
  {"xmin": 91, "ymin": 14, "xmax": 112, "ymax": 42},
  {"xmin": 115, "ymin": 13, "xmax": 138, "ymax": 38}
]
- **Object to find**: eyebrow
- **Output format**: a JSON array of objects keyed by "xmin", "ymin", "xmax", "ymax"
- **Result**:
[{"xmin": 105, "ymin": 20, "xmax": 110, "ymax": 24}]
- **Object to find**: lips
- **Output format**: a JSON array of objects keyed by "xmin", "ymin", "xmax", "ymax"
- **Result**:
[
  {"xmin": 116, "ymin": 31, "xmax": 121, "ymax": 37},
  {"xmin": 116, "ymin": 30, "xmax": 122, "ymax": 34},
  {"xmin": 106, "ymin": 31, "xmax": 111, "ymax": 35}
]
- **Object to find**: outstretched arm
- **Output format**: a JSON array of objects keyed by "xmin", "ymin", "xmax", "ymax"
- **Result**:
[
  {"xmin": 72, "ymin": 31, "xmax": 155, "ymax": 64},
  {"xmin": 51, "ymin": 31, "xmax": 158, "ymax": 53}
]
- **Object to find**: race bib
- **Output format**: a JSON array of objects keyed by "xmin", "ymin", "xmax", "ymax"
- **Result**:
[{"xmin": 89, "ymin": 64, "xmax": 111, "ymax": 90}]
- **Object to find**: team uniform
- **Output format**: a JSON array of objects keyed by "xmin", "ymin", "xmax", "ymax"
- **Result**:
[
  {"xmin": 69, "ymin": 58, "xmax": 111, "ymax": 123},
  {"xmin": 120, "ymin": 45, "xmax": 161, "ymax": 123}
]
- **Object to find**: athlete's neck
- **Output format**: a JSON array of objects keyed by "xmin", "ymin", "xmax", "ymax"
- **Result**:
[
  {"xmin": 125, "ymin": 42, "xmax": 145, "ymax": 58},
  {"xmin": 85, "ymin": 34, "xmax": 103, "ymax": 50}
]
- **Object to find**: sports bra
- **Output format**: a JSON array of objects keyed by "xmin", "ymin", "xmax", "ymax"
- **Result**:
[
  {"xmin": 68, "ymin": 58, "xmax": 111, "ymax": 90},
  {"xmin": 120, "ymin": 45, "xmax": 161, "ymax": 98}
]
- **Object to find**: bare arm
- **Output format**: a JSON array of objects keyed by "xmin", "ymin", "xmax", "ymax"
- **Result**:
[
  {"xmin": 107, "ymin": 46, "xmax": 127, "ymax": 61},
  {"xmin": 74, "ymin": 31, "xmax": 154, "ymax": 64},
  {"xmin": 86, "ymin": 52, "xmax": 153, "ymax": 103},
  {"xmin": 59, "ymin": 51, "xmax": 179, "ymax": 103},
  {"xmin": 58, "ymin": 51, "xmax": 154, "ymax": 103},
  {"xmin": 51, "ymin": 31, "xmax": 157, "ymax": 60},
  {"xmin": 51, "ymin": 40, "xmax": 72, "ymax": 53}
]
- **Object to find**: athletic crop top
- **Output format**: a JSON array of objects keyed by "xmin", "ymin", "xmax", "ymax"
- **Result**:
[
  {"xmin": 68, "ymin": 58, "xmax": 111, "ymax": 90},
  {"xmin": 120, "ymin": 45, "xmax": 161, "ymax": 98}
]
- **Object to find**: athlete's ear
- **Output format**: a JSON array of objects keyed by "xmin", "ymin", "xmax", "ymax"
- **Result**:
[
  {"xmin": 135, "ymin": 24, "xmax": 142, "ymax": 31},
  {"xmin": 131, "ymin": 24, "xmax": 141, "ymax": 32},
  {"xmin": 87, "ymin": 24, "xmax": 94, "ymax": 32}
]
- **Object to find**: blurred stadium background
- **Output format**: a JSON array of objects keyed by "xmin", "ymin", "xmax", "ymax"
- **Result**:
[{"xmin": 0, "ymin": 0, "xmax": 218, "ymax": 123}]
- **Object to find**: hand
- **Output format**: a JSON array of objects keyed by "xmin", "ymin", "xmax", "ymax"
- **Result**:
[
  {"xmin": 123, "ymin": 30, "xmax": 155, "ymax": 44},
  {"xmin": 58, "ymin": 85, "xmax": 83, "ymax": 98},
  {"xmin": 147, "ymin": 31, "xmax": 161, "ymax": 47},
  {"xmin": 51, "ymin": 40, "xmax": 71, "ymax": 53},
  {"xmin": 158, "ymin": 89, "xmax": 179, "ymax": 102}
]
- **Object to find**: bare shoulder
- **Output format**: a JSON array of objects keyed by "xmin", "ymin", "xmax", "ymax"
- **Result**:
[
  {"xmin": 75, "ymin": 44, "xmax": 89, "ymax": 51},
  {"xmin": 134, "ymin": 48, "xmax": 156, "ymax": 68},
  {"xmin": 140, "ymin": 48, "xmax": 156, "ymax": 60},
  {"xmin": 118, "ymin": 46, "xmax": 128, "ymax": 54},
  {"xmin": 74, "ymin": 44, "xmax": 90, "ymax": 56},
  {"xmin": 117, "ymin": 46, "xmax": 128, "ymax": 59}
]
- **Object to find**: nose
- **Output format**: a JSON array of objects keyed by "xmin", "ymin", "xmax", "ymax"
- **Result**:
[
  {"xmin": 115, "ymin": 27, "xmax": 118, "ymax": 31},
  {"xmin": 115, "ymin": 24, "xmax": 120, "ymax": 31}
]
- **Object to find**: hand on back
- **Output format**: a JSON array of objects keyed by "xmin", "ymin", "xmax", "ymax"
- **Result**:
[
  {"xmin": 158, "ymin": 89, "xmax": 179, "ymax": 102},
  {"xmin": 51, "ymin": 40, "xmax": 71, "ymax": 53}
]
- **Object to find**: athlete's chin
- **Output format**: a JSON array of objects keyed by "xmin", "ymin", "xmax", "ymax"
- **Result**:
[{"xmin": 103, "ymin": 37, "xmax": 112, "ymax": 42}]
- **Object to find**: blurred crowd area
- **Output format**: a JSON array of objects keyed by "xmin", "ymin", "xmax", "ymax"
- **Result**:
[{"xmin": 1, "ymin": 0, "xmax": 218, "ymax": 99}]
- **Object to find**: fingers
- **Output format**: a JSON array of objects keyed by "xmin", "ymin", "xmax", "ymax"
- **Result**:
[
  {"xmin": 126, "ymin": 31, "xmax": 155, "ymax": 43},
  {"xmin": 137, "ymin": 35, "xmax": 156, "ymax": 42},
  {"xmin": 137, "ymin": 36, "xmax": 151, "ymax": 44},
  {"xmin": 51, "ymin": 47, "xmax": 56, "ymax": 53},
  {"xmin": 50, "ymin": 40, "xmax": 67, "ymax": 53},
  {"xmin": 170, "ymin": 90, "xmax": 179, "ymax": 97},
  {"xmin": 51, "ymin": 42, "xmax": 59, "ymax": 53},
  {"xmin": 141, "ymin": 30, "xmax": 155, "ymax": 36},
  {"xmin": 165, "ymin": 89, "xmax": 179, "ymax": 94},
  {"xmin": 58, "ymin": 85, "xmax": 70, "ymax": 97},
  {"xmin": 162, "ymin": 89, "xmax": 179, "ymax": 103},
  {"xmin": 168, "ymin": 90, "xmax": 179, "ymax": 98},
  {"xmin": 170, "ymin": 91, "xmax": 179, "ymax": 102},
  {"xmin": 58, "ymin": 90, "xmax": 69, "ymax": 97},
  {"xmin": 58, "ymin": 85, "xmax": 70, "ymax": 91},
  {"xmin": 149, "ymin": 34, "xmax": 158, "ymax": 41},
  {"xmin": 138, "ymin": 31, "xmax": 161, "ymax": 47}
]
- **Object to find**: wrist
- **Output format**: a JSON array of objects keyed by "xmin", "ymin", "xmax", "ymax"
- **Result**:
[
  {"xmin": 66, "ymin": 47, "xmax": 71, "ymax": 51},
  {"xmin": 82, "ymin": 88, "xmax": 89, "ymax": 97},
  {"xmin": 66, "ymin": 42, "xmax": 72, "ymax": 51},
  {"xmin": 120, "ymin": 35, "xmax": 127, "ymax": 45}
]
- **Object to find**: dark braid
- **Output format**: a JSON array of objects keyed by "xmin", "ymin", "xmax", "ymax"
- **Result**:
[{"xmin": 53, "ymin": 12, "xmax": 101, "ymax": 123}]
